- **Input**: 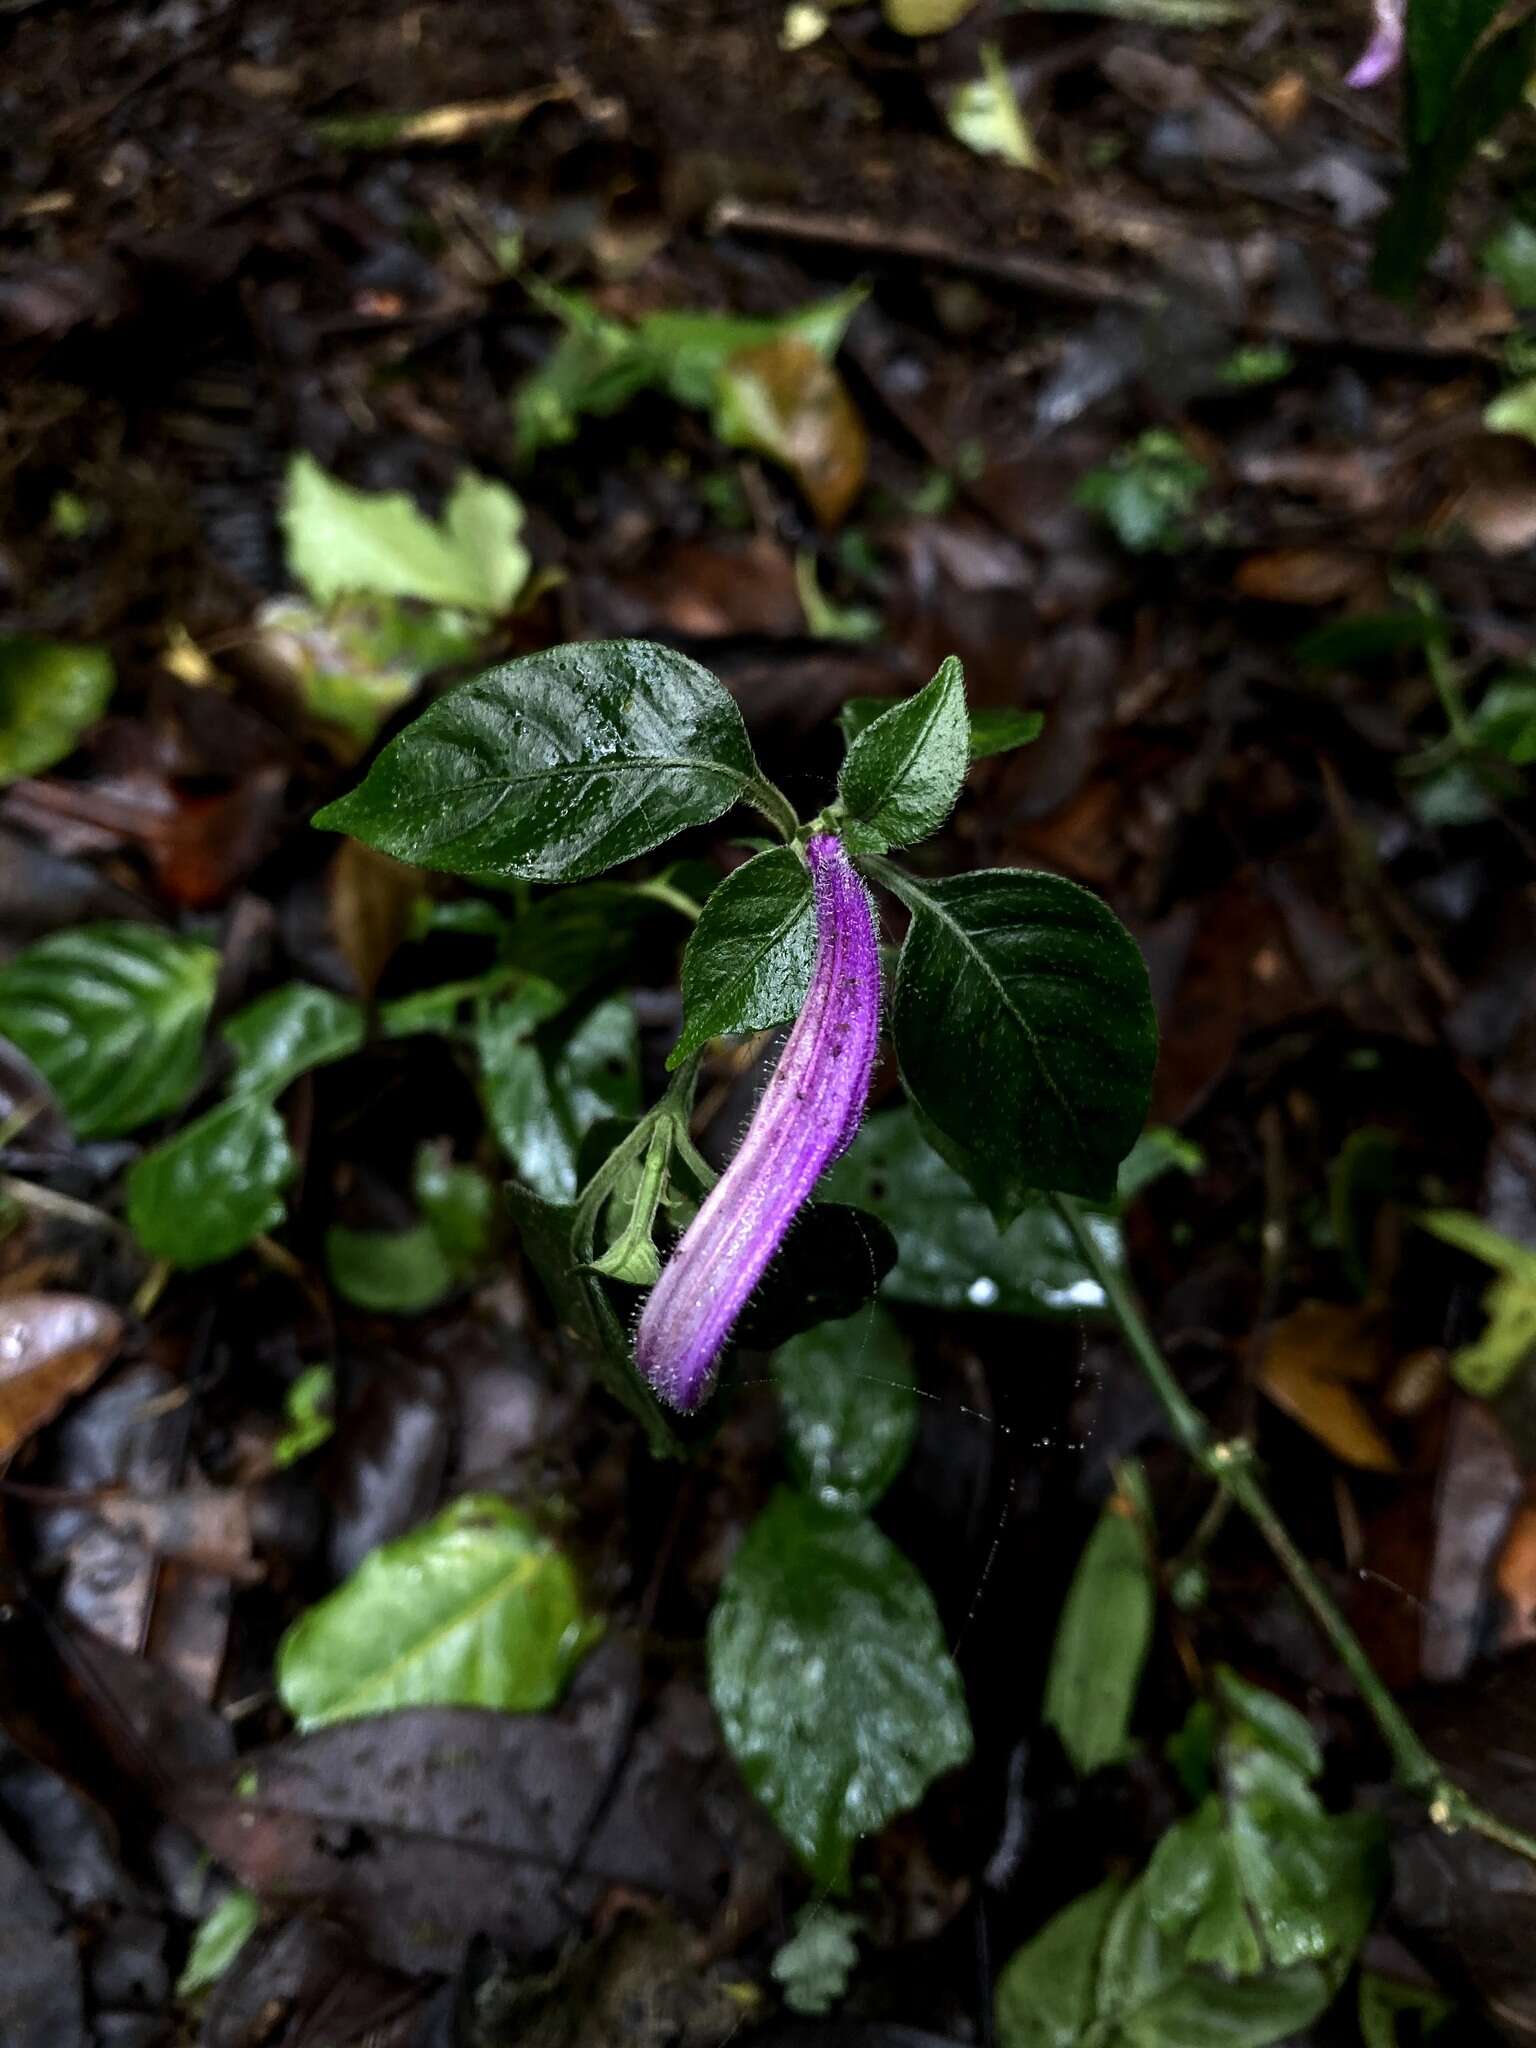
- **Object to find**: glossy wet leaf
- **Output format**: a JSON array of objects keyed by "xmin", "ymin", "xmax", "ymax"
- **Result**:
[
  {"xmin": 840, "ymin": 695, "xmax": 1041, "ymax": 763},
  {"xmin": 223, "ymin": 983, "xmax": 364, "ymax": 1097},
  {"xmin": 734, "ymin": 1201, "xmax": 898, "ymax": 1350},
  {"xmin": 1144, "ymin": 1667, "xmax": 1383, "ymax": 1977},
  {"xmin": 281, "ymin": 455, "xmax": 530, "ymax": 614},
  {"xmin": 313, "ymin": 640, "xmax": 765, "ymax": 883},
  {"xmin": 839, "ymin": 656, "xmax": 968, "ymax": 852},
  {"xmin": 127, "ymin": 1096, "xmax": 296, "ymax": 1268},
  {"xmin": 273, "ymin": 1365, "xmax": 335, "ymax": 1469},
  {"xmin": 413, "ymin": 1145, "xmax": 496, "ymax": 1270},
  {"xmin": 888, "ymin": 868, "xmax": 1157, "ymax": 1215},
  {"xmin": 821, "ymin": 1105, "xmax": 1120, "ymax": 1316},
  {"xmin": 773, "ymin": 1303, "xmax": 917, "ymax": 1513},
  {"xmin": 0, "ymin": 923, "xmax": 218, "ymax": 1139},
  {"xmin": 277, "ymin": 1493, "xmax": 600, "ymax": 1729},
  {"xmin": 0, "ymin": 636, "xmax": 114, "ymax": 784},
  {"xmin": 707, "ymin": 1487, "xmax": 971, "ymax": 1886},
  {"xmin": 326, "ymin": 1222, "xmax": 455, "ymax": 1314},
  {"xmin": 995, "ymin": 1871, "xmax": 1343, "ymax": 2048},
  {"xmin": 0, "ymin": 1295, "xmax": 123, "ymax": 1464},
  {"xmin": 480, "ymin": 992, "xmax": 640, "ymax": 1202},
  {"xmin": 670, "ymin": 847, "xmax": 815, "ymax": 1067},
  {"xmin": 714, "ymin": 334, "xmax": 868, "ymax": 526},
  {"xmin": 176, "ymin": 1889, "xmax": 259, "ymax": 1999},
  {"xmin": 1043, "ymin": 1463, "xmax": 1154, "ymax": 1775}
]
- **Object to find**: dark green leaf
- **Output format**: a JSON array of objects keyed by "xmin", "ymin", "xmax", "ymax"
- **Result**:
[
  {"xmin": 413, "ymin": 1145, "xmax": 496, "ymax": 1270},
  {"xmin": 1406, "ymin": 0, "xmax": 1505, "ymax": 145},
  {"xmin": 1145, "ymin": 1667, "xmax": 1383, "ymax": 1978},
  {"xmin": 480, "ymin": 992, "xmax": 640, "ymax": 1202},
  {"xmin": 1096, "ymin": 1876, "xmax": 1339, "ymax": 2048},
  {"xmin": 127, "ymin": 1097, "xmax": 296, "ymax": 1268},
  {"xmin": 995, "ymin": 1878, "xmax": 1125, "ymax": 2048},
  {"xmin": 325, "ymin": 1223, "xmax": 455, "ymax": 1313},
  {"xmin": 0, "ymin": 637, "xmax": 114, "ymax": 784},
  {"xmin": 707, "ymin": 1487, "xmax": 972, "ymax": 1885},
  {"xmin": 281, "ymin": 455, "xmax": 529, "ymax": 614},
  {"xmin": 734, "ymin": 1201, "xmax": 898, "ymax": 1349},
  {"xmin": 885, "ymin": 867, "xmax": 1158, "ymax": 1213},
  {"xmin": 821, "ymin": 1105, "xmax": 1120, "ymax": 1317},
  {"xmin": 223, "ymin": 983, "xmax": 364, "ymax": 1097},
  {"xmin": 1043, "ymin": 1463, "xmax": 1154, "ymax": 1774},
  {"xmin": 838, "ymin": 657, "xmax": 968, "ymax": 851},
  {"xmin": 969, "ymin": 707, "xmax": 1045, "ymax": 761},
  {"xmin": 1358, "ymin": 1972, "xmax": 1454, "ymax": 2048},
  {"xmin": 275, "ymin": 1493, "xmax": 600, "ymax": 1728},
  {"xmin": 313, "ymin": 640, "xmax": 765, "ymax": 883},
  {"xmin": 0, "ymin": 923, "xmax": 218, "ymax": 1139},
  {"xmin": 501, "ymin": 882, "xmax": 676, "ymax": 996},
  {"xmin": 670, "ymin": 847, "xmax": 815, "ymax": 1067},
  {"xmin": 1295, "ymin": 613, "xmax": 1433, "ymax": 669},
  {"xmin": 773, "ymin": 1303, "xmax": 917, "ymax": 1513},
  {"xmin": 1375, "ymin": 8, "xmax": 1536, "ymax": 296}
]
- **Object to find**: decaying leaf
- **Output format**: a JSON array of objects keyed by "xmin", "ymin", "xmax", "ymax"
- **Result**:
[
  {"xmin": 0, "ymin": 1293, "xmax": 123, "ymax": 1465},
  {"xmin": 1257, "ymin": 1300, "xmax": 1399, "ymax": 1471}
]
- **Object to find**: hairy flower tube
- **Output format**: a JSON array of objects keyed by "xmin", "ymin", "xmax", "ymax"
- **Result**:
[
  {"xmin": 1347, "ymin": 0, "xmax": 1403, "ymax": 88},
  {"xmin": 635, "ymin": 832, "xmax": 880, "ymax": 1410}
]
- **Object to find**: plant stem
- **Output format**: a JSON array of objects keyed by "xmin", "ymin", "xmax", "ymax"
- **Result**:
[
  {"xmin": 1052, "ymin": 1190, "xmax": 1536, "ymax": 1865},
  {"xmin": 747, "ymin": 775, "xmax": 801, "ymax": 845},
  {"xmin": 634, "ymin": 878, "xmax": 703, "ymax": 924}
]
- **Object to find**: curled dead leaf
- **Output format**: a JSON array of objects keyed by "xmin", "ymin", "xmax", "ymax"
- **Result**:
[
  {"xmin": 717, "ymin": 335, "xmax": 868, "ymax": 527},
  {"xmin": 1258, "ymin": 1299, "xmax": 1399, "ymax": 1471},
  {"xmin": 0, "ymin": 1293, "xmax": 123, "ymax": 1465},
  {"xmin": 330, "ymin": 838, "xmax": 425, "ymax": 998}
]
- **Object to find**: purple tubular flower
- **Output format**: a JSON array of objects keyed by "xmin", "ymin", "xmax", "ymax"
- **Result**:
[
  {"xmin": 635, "ymin": 832, "xmax": 880, "ymax": 1411},
  {"xmin": 1347, "ymin": 0, "xmax": 1403, "ymax": 87}
]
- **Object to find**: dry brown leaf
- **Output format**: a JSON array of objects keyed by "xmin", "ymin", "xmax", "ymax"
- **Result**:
[
  {"xmin": 0, "ymin": 1293, "xmax": 123, "ymax": 1465},
  {"xmin": 1257, "ymin": 1299, "xmax": 1399, "ymax": 1471},
  {"xmin": 331, "ymin": 838, "xmax": 425, "ymax": 998},
  {"xmin": 1234, "ymin": 549, "xmax": 1372, "ymax": 606},
  {"xmin": 719, "ymin": 336, "xmax": 868, "ymax": 527}
]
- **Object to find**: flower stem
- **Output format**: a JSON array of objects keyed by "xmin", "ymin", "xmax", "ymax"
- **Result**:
[
  {"xmin": 746, "ymin": 775, "xmax": 801, "ymax": 845},
  {"xmin": 1052, "ymin": 1189, "xmax": 1536, "ymax": 1865}
]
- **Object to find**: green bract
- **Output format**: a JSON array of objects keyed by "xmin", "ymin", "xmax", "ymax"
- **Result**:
[
  {"xmin": 0, "ymin": 924, "xmax": 218, "ymax": 1139},
  {"xmin": 276, "ymin": 1494, "xmax": 600, "ymax": 1729},
  {"xmin": 313, "ymin": 640, "xmax": 776, "ymax": 883}
]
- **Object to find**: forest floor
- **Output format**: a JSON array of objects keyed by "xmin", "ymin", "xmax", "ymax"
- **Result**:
[{"xmin": 3, "ymin": 1, "xmax": 1536, "ymax": 2044}]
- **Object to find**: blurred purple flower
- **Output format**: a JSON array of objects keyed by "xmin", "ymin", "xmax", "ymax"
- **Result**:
[
  {"xmin": 1348, "ymin": 0, "xmax": 1404, "ymax": 88},
  {"xmin": 635, "ymin": 832, "xmax": 880, "ymax": 1411}
]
